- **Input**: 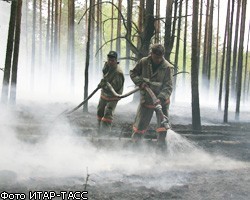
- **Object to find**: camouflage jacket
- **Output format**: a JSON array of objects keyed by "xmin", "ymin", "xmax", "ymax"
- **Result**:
[
  {"xmin": 101, "ymin": 62, "xmax": 124, "ymax": 100},
  {"xmin": 130, "ymin": 56, "xmax": 174, "ymax": 104}
]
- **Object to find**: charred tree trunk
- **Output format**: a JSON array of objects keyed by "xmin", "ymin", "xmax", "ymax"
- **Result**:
[
  {"xmin": 90, "ymin": 0, "xmax": 95, "ymax": 77},
  {"xmin": 83, "ymin": 0, "xmax": 93, "ymax": 112},
  {"xmin": 191, "ymin": 0, "xmax": 201, "ymax": 132},
  {"xmin": 202, "ymin": 0, "xmax": 210, "ymax": 80},
  {"xmin": 38, "ymin": 0, "xmax": 42, "ymax": 69},
  {"xmin": 155, "ymin": 0, "xmax": 160, "ymax": 43},
  {"xmin": 231, "ymin": 0, "xmax": 241, "ymax": 98},
  {"xmin": 10, "ymin": 0, "xmax": 23, "ymax": 104},
  {"xmin": 49, "ymin": 0, "xmax": 54, "ymax": 92},
  {"xmin": 68, "ymin": 0, "xmax": 75, "ymax": 90},
  {"xmin": 54, "ymin": 0, "xmax": 59, "ymax": 67},
  {"xmin": 214, "ymin": 0, "xmax": 220, "ymax": 92},
  {"xmin": 116, "ymin": 0, "xmax": 122, "ymax": 56},
  {"xmin": 140, "ymin": 0, "xmax": 155, "ymax": 57},
  {"xmin": 164, "ymin": 0, "xmax": 173, "ymax": 60},
  {"xmin": 96, "ymin": 0, "xmax": 101, "ymax": 75},
  {"xmin": 197, "ymin": 0, "xmax": 203, "ymax": 72},
  {"xmin": 224, "ymin": 0, "xmax": 234, "ymax": 123},
  {"xmin": 31, "ymin": 0, "xmax": 37, "ymax": 90},
  {"xmin": 218, "ymin": 2, "xmax": 230, "ymax": 111},
  {"xmin": 243, "ymin": 22, "xmax": 250, "ymax": 102},
  {"xmin": 126, "ymin": 0, "xmax": 133, "ymax": 73},
  {"xmin": 1, "ymin": 0, "xmax": 17, "ymax": 103},
  {"xmin": 45, "ymin": 0, "xmax": 50, "ymax": 67},
  {"xmin": 183, "ymin": 0, "xmax": 188, "ymax": 83},
  {"xmin": 137, "ymin": 0, "xmax": 145, "ymax": 48},
  {"xmin": 172, "ymin": 0, "xmax": 183, "ymax": 103},
  {"xmin": 110, "ymin": 0, "xmax": 114, "ymax": 49},
  {"xmin": 235, "ymin": 0, "xmax": 247, "ymax": 119}
]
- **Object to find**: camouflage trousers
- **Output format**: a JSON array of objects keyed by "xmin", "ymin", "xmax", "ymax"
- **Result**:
[
  {"xmin": 97, "ymin": 96, "xmax": 118, "ymax": 133},
  {"xmin": 133, "ymin": 102, "xmax": 169, "ymax": 135}
]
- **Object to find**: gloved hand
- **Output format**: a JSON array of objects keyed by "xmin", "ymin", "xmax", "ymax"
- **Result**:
[
  {"xmin": 157, "ymin": 97, "xmax": 166, "ymax": 105},
  {"xmin": 98, "ymin": 79, "xmax": 107, "ymax": 88},
  {"xmin": 139, "ymin": 82, "xmax": 149, "ymax": 89}
]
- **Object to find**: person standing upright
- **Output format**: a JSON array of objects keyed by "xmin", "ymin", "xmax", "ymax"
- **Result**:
[
  {"xmin": 130, "ymin": 44, "xmax": 174, "ymax": 146},
  {"xmin": 97, "ymin": 51, "xmax": 124, "ymax": 133}
]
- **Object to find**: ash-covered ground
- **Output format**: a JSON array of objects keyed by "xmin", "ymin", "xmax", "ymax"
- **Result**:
[{"xmin": 0, "ymin": 101, "xmax": 250, "ymax": 200}]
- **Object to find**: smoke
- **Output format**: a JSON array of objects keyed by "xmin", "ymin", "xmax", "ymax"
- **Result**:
[{"xmin": 0, "ymin": 103, "xmax": 249, "ymax": 191}]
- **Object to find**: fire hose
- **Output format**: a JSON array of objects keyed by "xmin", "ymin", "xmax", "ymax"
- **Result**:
[
  {"xmin": 105, "ymin": 82, "xmax": 171, "ymax": 130},
  {"xmin": 61, "ymin": 81, "xmax": 171, "ymax": 130}
]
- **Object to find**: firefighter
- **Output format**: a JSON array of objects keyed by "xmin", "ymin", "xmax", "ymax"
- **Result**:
[
  {"xmin": 130, "ymin": 44, "xmax": 174, "ymax": 146},
  {"xmin": 97, "ymin": 51, "xmax": 124, "ymax": 133}
]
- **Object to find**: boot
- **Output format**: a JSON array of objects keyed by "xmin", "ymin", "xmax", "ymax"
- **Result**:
[{"xmin": 131, "ymin": 132, "xmax": 143, "ymax": 143}]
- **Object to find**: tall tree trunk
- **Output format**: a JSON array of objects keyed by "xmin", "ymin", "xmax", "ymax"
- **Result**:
[
  {"xmin": 172, "ymin": 0, "xmax": 183, "ymax": 103},
  {"xmin": 235, "ymin": 0, "xmax": 247, "ymax": 119},
  {"xmin": 224, "ymin": 0, "xmax": 234, "ymax": 123},
  {"xmin": 83, "ymin": 0, "xmax": 93, "ymax": 112},
  {"xmin": 207, "ymin": 0, "xmax": 214, "ymax": 82},
  {"xmin": 1, "ymin": 0, "xmax": 17, "ymax": 103},
  {"xmin": 110, "ymin": 0, "xmax": 114, "ymax": 49},
  {"xmin": 54, "ymin": 0, "xmax": 59, "ymax": 67},
  {"xmin": 99, "ymin": 1, "xmax": 103, "ymax": 76},
  {"xmin": 126, "ymin": 0, "xmax": 133, "ymax": 74},
  {"xmin": 68, "ymin": 0, "xmax": 75, "ymax": 91},
  {"xmin": 116, "ymin": 0, "xmax": 122, "ymax": 56},
  {"xmin": 197, "ymin": 0, "xmax": 203, "ymax": 73},
  {"xmin": 202, "ymin": 0, "xmax": 210, "ymax": 79},
  {"xmin": 58, "ymin": 0, "xmax": 62, "ymax": 62},
  {"xmin": 214, "ymin": 0, "xmax": 220, "ymax": 92},
  {"xmin": 39, "ymin": 0, "xmax": 42, "ymax": 69},
  {"xmin": 182, "ymin": 0, "xmax": 188, "ymax": 83},
  {"xmin": 155, "ymin": 0, "xmax": 160, "ymax": 43},
  {"xmin": 231, "ymin": 0, "xmax": 242, "ymax": 98},
  {"xmin": 10, "ymin": 0, "xmax": 23, "ymax": 105},
  {"xmin": 137, "ymin": 0, "xmax": 145, "ymax": 49},
  {"xmin": 31, "ymin": 0, "xmax": 37, "ymax": 90},
  {"xmin": 243, "ymin": 22, "xmax": 250, "ymax": 102},
  {"xmin": 164, "ymin": 0, "xmax": 173, "ymax": 60},
  {"xmin": 96, "ymin": 0, "xmax": 101, "ymax": 75},
  {"xmin": 140, "ymin": 0, "xmax": 154, "ymax": 57},
  {"xmin": 218, "ymin": 1, "xmax": 230, "ymax": 110},
  {"xmin": 45, "ymin": 0, "xmax": 50, "ymax": 67},
  {"xmin": 90, "ymin": 0, "xmax": 95, "ymax": 77},
  {"xmin": 191, "ymin": 0, "xmax": 201, "ymax": 132}
]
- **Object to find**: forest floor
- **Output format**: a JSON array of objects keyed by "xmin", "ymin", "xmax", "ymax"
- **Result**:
[{"xmin": 0, "ymin": 101, "xmax": 250, "ymax": 200}]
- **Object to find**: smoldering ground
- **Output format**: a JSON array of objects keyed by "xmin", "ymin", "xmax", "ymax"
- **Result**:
[{"xmin": 0, "ymin": 103, "xmax": 249, "ymax": 200}]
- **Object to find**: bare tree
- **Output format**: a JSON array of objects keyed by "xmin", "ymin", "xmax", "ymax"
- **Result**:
[
  {"xmin": 218, "ymin": 1, "xmax": 230, "ymax": 110},
  {"xmin": 214, "ymin": 0, "xmax": 220, "ymax": 91},
  {"xmin": 31, "ymin": 0, "xmax": 37, "ymax": 90},
  {"xmin": 231, "ymin": 0, "xmax": 242, "ymax": 98},
  {"xmin": 1, "ymin": 0, "xmax": 17, "ymax": 103},
  {"xmin": 191, "ymin": 0, "xmax": 201, "ymax": 132},
  {"xmin": 164, "ymin": 0, "xmax": 173, "ymax": 60},
  {"xmin": 154, "ymin": 0, "xmax": 160, "ymax": 43},
  {"xmin": 67, "ymin": 0, "xmax": 75, "ymax": 90},
  {"xmin": 224, "ymin": 0, "xmax": 234, "ymax": 123},
  {"xmin": 183, "ymin": 0, "xmax": 188, "ymax": 83},
  {"xmin": 125, "ymin": 0, "xmax": 133, "ymax": 73},
  {"xmin": 83, "ymin": 0, "xmax": 93, "ymax": 112},
  {"xmin": 235, "ymin": 0, "xmax": 247, "ymax": 119},
  {"xmin": 172, "ymin": 0, "xmax": 183, "ymax": 102},
  {"xmin": 243, "ymin": 22, "xmax": 250, "ymax": 102},
  {"xmin": 116, "ymin": 0, "xmax": 122, "ymax": 56},
  {"xmin": 10, "ymin": 0, "xmax": 23, "ymax": 104}
]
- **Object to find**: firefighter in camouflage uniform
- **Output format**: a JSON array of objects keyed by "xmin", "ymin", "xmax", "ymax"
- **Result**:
[
  {"xmin": 97, "ymin": 51, "xmax": 124, "ymax": 133},
  {"xmin": 130, "ymin": 44, "xmax": 174, "ymax": 146}
]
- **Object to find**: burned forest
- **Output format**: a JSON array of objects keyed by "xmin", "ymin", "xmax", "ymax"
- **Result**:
[{"xmin": 0, "ymin": 0, "xmax": 250, "ymax": 199}]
